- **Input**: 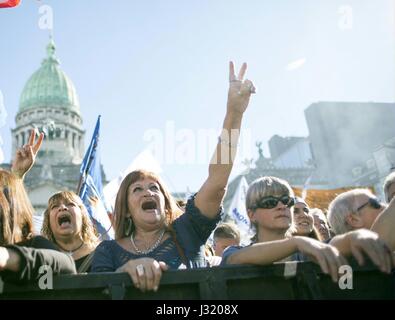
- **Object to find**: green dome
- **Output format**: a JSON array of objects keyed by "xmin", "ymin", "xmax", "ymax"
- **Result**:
[{"xmin": 19, "ymin": 40, "xmax": 80, "ymax": 113}]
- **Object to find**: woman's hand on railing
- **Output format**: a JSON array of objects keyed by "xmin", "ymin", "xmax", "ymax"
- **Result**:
[
  {"xmin": 117, "ymin": 257, "xmax": 168, "ymax": 292},
  {"xmin": 331, "ymin": 229, "xmax": 395, "ymax": 274},
  {"xmin": 294, "ymin": 236, "xmax": 347, "ymax": 283}
]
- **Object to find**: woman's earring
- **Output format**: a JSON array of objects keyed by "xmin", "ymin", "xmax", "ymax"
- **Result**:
[{"xmin": 124, "ymin": 216, "xmax": 133, "ymax": 237}]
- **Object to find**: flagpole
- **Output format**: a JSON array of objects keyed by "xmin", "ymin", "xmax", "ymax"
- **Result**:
[{"xmin": 76, "ymin": 172, "xmax": 85, "ymax": 195}]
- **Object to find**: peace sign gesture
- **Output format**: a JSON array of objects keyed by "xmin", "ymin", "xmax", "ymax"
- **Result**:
[
  {"xmin": 11, "ymin": 128, "xmax": 44, "ymax": 179},
  {"xmin": 227, "ymin": 61, "xmax": 256, "ymax": 115}
]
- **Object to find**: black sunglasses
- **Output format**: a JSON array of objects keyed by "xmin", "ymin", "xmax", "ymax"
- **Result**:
[
  {"xmin": 253, "ymin": 195, "xmax": 295, "ymax": 210},
  {"xmin": 356, "ymin": 198, "xmax": 382, "ymax": 212}
]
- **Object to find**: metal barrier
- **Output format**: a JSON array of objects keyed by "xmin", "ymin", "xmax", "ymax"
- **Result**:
[{"xmin": 1, "ymin": 262, "xmax": 394, "ymax": 300}]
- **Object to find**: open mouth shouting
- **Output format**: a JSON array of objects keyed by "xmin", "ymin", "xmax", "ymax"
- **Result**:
[
  {"xmin": 57, "ymin": 212, "xmax": 73, "ymax": 229},
  {"xmin": 141, "ymin": 199, "xmax": 158, "ymax": 212}
]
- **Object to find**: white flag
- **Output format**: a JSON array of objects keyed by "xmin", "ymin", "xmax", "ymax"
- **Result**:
[
  {"xmin": 228, "ymin": 176, "xmax": 251, "ymax": 245},
  {"xmin": 33, "ymin": 214, "xmax": 44, "ymax": 234}
]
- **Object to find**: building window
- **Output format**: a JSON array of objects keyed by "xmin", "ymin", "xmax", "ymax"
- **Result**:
[{"xmin": 21, "ymin": 132, "xmax": 25, "ymax": 146}]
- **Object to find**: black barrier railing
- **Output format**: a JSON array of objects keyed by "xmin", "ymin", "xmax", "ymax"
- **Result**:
[{"xmin": 1, "ymin": 262, "xmax": 394, "ymax": 300}]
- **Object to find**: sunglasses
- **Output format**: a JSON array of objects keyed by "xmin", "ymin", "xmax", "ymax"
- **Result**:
[
  {"xmin": 356, "ymin": 197, "xmax": 382, "ymax": 212},
  {"xmin": 253, "ymin": 195, "xmax": 295, "ymax": 210}
]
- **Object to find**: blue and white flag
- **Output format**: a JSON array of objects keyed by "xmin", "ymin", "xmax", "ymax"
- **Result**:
[
  {"xmin": 228, "ymin": 176, "xmax": 252, "ymax": 245},
  {"xmin": 78, "ymin": 116, "xmax": 114, "ymax": 240}
]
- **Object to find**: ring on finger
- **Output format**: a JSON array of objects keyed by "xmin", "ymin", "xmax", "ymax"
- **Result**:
[{"xmin": 136, "ymin": 264, "xmax": 145, "ymax": 277}]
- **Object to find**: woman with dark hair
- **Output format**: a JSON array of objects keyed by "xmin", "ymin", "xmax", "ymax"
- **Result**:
[
  {"xmin": 92, "ymin": 61, "xmax": 256, "ymax": 292},
  {"xmin": 311, "ymin": 208, "xmax": 332, "ymax": 242},
  {"xmin": 0, "ymin": 130, "xmax": 76, "ymax": 282},
  {"xmin": 288, "ymin": 197, "xmax": 320, "ymax": 240},
  {"xmin": 41, "ymin": 191, "xmax": 99, "ymax": 273}
]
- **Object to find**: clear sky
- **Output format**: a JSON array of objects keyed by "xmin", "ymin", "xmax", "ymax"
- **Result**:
[{"xmin": 0, "ymin": 0, "xmax": 394, "ymax": 193}]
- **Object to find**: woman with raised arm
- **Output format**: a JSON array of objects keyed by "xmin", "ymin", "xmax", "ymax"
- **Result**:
[
  {"xmin": 91, "ymin": 62, "xmax": 256, "ymax": 292},
  {"xmin": 0, "ymin": 130, "xmax": 76, "ymax": 283}
]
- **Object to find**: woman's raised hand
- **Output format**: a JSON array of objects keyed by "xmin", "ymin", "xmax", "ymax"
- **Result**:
[
  {"xmin": 11, "ymin": 128, "xmax": 44, "ymax": 179},
  {"xmin": 227, "ymin": 61, "xmax": 256, "ymax": 115}
]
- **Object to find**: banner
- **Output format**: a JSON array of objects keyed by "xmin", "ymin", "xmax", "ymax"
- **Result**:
[
  {"xmin": 293, "ymin": 186, "xmax": 375, "ymax": 211},
  {"xmin": 227, "ymin": 176, "xmax": 252, "ymax": 245}
]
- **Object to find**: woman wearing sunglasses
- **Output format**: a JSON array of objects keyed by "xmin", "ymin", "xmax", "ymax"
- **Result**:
[{"xmin": 222, "ymin": 176, "xmax": 346, "ymax": 283}]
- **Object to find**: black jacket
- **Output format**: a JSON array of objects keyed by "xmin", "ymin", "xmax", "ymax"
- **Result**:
[{"xmin": 1, "ymin": 236, "xmax": 76, "ymax": 283}]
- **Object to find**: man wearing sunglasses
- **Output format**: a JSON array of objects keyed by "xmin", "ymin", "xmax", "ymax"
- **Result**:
[
  {"xmin": 327, "ymin": 189, "xmax": 394, "ymax": 274},
  {"xmin": 328, "ymin": 189, "xmax": 385, "ymax": 235}
]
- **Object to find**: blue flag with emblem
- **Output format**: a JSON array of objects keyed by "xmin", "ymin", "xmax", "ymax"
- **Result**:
[{"xmin": 78, "ymin": 115, "xmax": 114, "ymax": 240}]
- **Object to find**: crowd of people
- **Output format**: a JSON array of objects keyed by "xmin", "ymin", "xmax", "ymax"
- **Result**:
[{"xmin": 0, "ymin": 62, "xmax": 394, "ymax": 294}]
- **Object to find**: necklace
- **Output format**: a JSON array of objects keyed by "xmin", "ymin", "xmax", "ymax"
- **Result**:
[
  {"xmin": 57, "ymin": 241, "xmax": 84, "ymax": 256},
  {"xmin": 130, "ymin": 230, "xmax": 165, "ymax": 255}
]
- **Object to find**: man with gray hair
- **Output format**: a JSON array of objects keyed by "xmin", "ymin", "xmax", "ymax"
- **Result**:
[
  {"xmin": 327, "ymin": 189, "xmax": 384, "ymax": 235},
  {"xmin": 326, "ymin": 188, "xmax": 395, "ymax": 273}
]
